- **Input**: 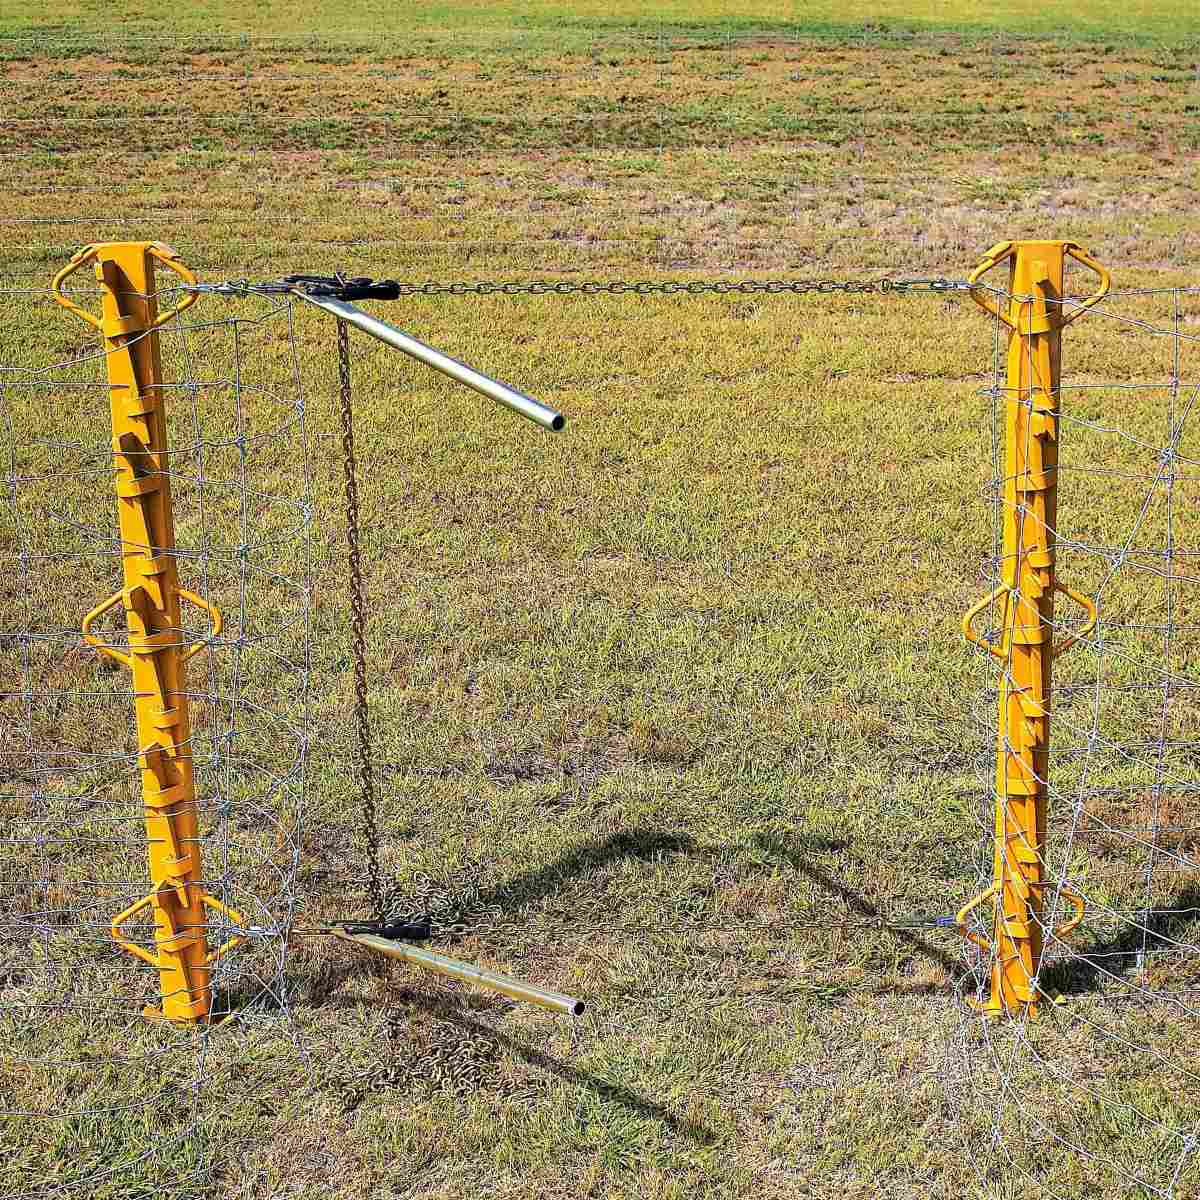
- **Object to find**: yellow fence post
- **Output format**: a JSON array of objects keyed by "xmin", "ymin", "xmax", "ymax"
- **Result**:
[
  {"xmin": 958, "ymin": 240, "xmax": 1109, "ymax": 1016},
  {"xmin": 52, "ymin": 242, "xmax": 244, "ymax": 1024}
]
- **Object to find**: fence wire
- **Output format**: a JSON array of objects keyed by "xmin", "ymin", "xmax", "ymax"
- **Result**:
[
  {"xmin": 1, "ymin": 280, "xmax": 1198, "ymax": 1198},
  {"xmin": 950, "ymin": 285, "xmax": 1200, "ymax": 1199}
]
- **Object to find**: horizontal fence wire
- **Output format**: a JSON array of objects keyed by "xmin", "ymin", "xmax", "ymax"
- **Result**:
[{"xmin": 1, "ymin": 277, "xmax": 1198, "ymax": 1196}]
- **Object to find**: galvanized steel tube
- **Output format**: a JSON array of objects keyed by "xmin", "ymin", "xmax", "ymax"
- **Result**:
[
  {"xmin": 296, "ymin": 292, "xmax": 565, "ymax": 432},
  {"xmin": 331, "ymin": 928, "xmax": 585, "ymax": 1017}
]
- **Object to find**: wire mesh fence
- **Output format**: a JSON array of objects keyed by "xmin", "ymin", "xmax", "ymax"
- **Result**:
[
  {"xmin": 950, "ymin": 283, "xmax": 1200, "ymax": 1198},
  {"xmin": 1, "ymin": 272, "xmax": 1198, "ymax": 1197}
]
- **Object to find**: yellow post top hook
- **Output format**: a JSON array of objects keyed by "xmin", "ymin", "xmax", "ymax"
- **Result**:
[
  {"xmin": 51, "ymin": 241, "xmax": 199, "ymax": 332},
  {"xmin": 967, "ymin": 239, "xmax": 1111, "ymax": 330}
]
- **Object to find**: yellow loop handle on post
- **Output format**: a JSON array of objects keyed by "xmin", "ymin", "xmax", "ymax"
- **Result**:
[
  {"xmin": 83, "ymin": 587, "xmax": 222, "ymax": 665},
  {"xmin": 1051, "ymin": 582, "xmax": 1097, "ymax": 658},
  {"xmin": 1060, "ymin": 243, "xmax": 1112, "ymax": 328},
  {"xmin": 112, "ymin": 892, "xmax": 246, "ymax": 968},
  {"xmin": 178, "ymin": 587, "xmax": 224, "ymax": 664},
  {"xmin": 51, "ymin": 242, "xmax": 199, "ymax": 331},
  {"xmin": 962, "ymin": 584, "xmax": 1008, "ymax": 660},
  {"xmin": 81, "ymin": 589, "xmax": 133, "ymax": 668},
  {"xmin": 967, "ymin": 240, "xmax": 1017, "ymax": 328},
  {"xmin": 202, "ymin": 894, "xmax": 248, "ymax": 965},
  {"xmin": 110, "ymin": 894, "xmax": 161, "ymax": 967},
  {"xmin": 967, "ymin": 239, "xmax": 1111, "ymax": 330},
  {"xmin": 955, "ymin": 884, "xmax": 997, "ymax": 952},
  {"xmin": 1050, "ymin": 884, "xmax": 1086, "ymax": 940},
  {"xmin": 51, "ymin": 245, "xmax": 105, "ymax": 330}
]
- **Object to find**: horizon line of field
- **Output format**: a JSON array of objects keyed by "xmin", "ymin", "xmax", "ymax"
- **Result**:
[{"xmin": 7, "ymin": 27, "xmax": 1194, "ymax": 45}]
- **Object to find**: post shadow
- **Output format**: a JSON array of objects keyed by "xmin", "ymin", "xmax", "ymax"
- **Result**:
[
  {"xmin": 1038, "ymin": 883, "xmax": 1200, "ymax": 999},
  {"xmin": 464, "ymin": 827, "xmax": 697, "ymax": 920}
]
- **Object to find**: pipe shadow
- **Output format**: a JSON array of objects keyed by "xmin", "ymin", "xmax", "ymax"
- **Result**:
[
  {"xmin": 301, "ymin": 828, "xmax": 697, "ymax": 1004},
  {"xmin": 750, "ymin": 830, "xmax": 966, "ymax": 981},
  {"xmin": 381, "ymin": 987, "xmax": 718, "ymax": 1147}
]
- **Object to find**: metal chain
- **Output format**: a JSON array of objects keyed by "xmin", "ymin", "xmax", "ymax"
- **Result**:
[
  {"xmin": 337, "ymin": 319, "xmax": 384, "ymax": 922},
  {"xmin": 374, "ymin": 277, "xmax": 971, "ymax": 298},
  {"xmin": 188, "ymin": 275, "xmax": 974, "ymax": 300}
]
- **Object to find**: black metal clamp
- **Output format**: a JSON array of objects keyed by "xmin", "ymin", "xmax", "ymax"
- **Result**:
[
  {"xmin": 335, "ymin": 917, "xmax": 433, "ymax": 941},
  {"xmin": 282, "ymin": 274, "xmax": 402, "ymax": 301}
]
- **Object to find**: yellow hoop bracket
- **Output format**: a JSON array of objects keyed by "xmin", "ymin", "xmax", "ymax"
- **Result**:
[
  {"xmin": 962, "ymin": 584, "xmax": 1009, "ymax": 661},
  {"xmin": 1050, "ymin": 884, "xmax": 1086, "ymax": 940},
  {"xmin": 1051, "ymin": 582, "xmax": 1097, "ymax": 659},
  {"xmin": 52, "ymin": 241, "xmax": 198, "ymax": 333},
  {"xmin": 178, "ymin": 587, "xmax": 224, "ymax": 664},
  {"xmin": 83, "ymin": 586, "xmax": 222, "ymax": 667},
  {"xmin": 955, "ymin": 884, "xmax": 998, "ymax": 952},
  {"xmin": 110, "ymin": 894, "xmax": 160, "ymax": 967},
  {"xmin": 81, "ymin": 589, "xmax": 133, "ymax": 668},
  {"xmin": 112, "ymin": 891, "xmax": 247, "ymax": 969},
  {"xmin": 967, "ymin": 240, "xmax": 1017, "ymax": 328},
  {"xmin": 202, "ymin": 894, "xmax": 249, "ymax": 965},
  {"xmin": 968, "ymin": 239, "xmax": 1111, "ymax": 331},
  {"xmin": 1060, "ymin": 243, "xmax": 1112, "ymax": 328}
]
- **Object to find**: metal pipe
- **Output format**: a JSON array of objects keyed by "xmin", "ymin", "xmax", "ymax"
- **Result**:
[
  {"xmin": 330, "ymin": 928, "xmax": 585, "ymax": 1017},
  {"xmin": 296, "ymin": 292, "xmax": 565, "ymax": 432}
]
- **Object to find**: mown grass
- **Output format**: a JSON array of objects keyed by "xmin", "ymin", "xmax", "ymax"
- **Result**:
[
  {"xmin": 3, "ymin": 1, "xmax": 1200, "ymax": 49},
  {"xmin": 2, "ymin": 6, "xmax": 1199, "ymax": 1200}
]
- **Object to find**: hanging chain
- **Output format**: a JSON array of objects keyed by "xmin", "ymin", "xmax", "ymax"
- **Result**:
[{"xmin": 337, "ymin": 319, "xmax": 385, "ymax": 922}]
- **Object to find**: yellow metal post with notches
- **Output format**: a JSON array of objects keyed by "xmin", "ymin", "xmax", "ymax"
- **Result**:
[
  {"xmin": 958, "ymin": 240, "xmax": 1109, "ymax": 1017},
  {"xmin": 53, "ymin": 241, "xmax": 244, "ymax": 1024}
]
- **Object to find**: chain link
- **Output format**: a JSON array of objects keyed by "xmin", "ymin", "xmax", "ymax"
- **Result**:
[
  {"xmin": 337, "ymin": 319, "xmax": 384, "ymax": 923},
  {"xmin": 188, "ymin": 275, "xmax": 973, "ymax": 300},
  {"xmin": 375, "ymin": 277, "xmax": 970, "ymax": 298}
]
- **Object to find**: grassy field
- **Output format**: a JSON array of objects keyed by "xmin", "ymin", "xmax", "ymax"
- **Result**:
[
  {"xmin": 2, "ymin": 4, "xmax": 1200, "ymax": 1199},
  {"xmin": 5, "ymin": 0, "xmax": 1200, "ymax": 45}
]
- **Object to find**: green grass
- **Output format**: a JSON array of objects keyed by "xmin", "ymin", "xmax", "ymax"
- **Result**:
[
  {"xmin": 2, "ymin": 4, "xmax": 1199, "ymax": 1199},
  {"xmin": 3, "ymin": 1, "xmax": 1200, "ymax": 47}
]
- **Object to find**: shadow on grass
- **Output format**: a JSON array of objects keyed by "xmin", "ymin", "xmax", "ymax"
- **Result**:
[
  {"xmin": 468, "ymin": 827, "xmax": 697, "ymax": 916},
  {"xmin": 394, "ymin": 992, "xmax": 719, "ymax": 1147},
  {"xmin": 751, "ymin": 829, "xmax": 966, "ymax": 982},
  {"xmin": 1039, "ymin": 884, "xmax": 1200, "ymax": 999},
  {"xmin": 299, "ymin": 828, "xmax": 698, "ymax": 1005}
]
